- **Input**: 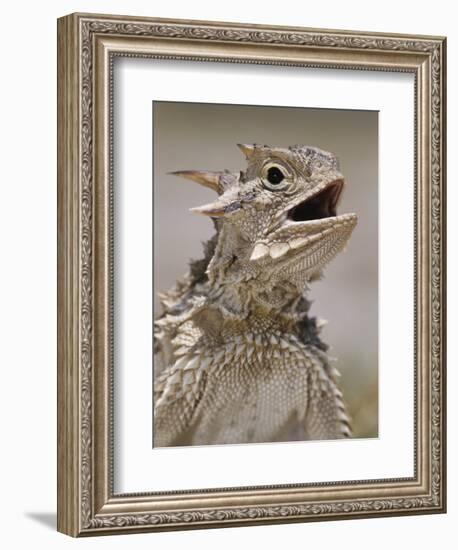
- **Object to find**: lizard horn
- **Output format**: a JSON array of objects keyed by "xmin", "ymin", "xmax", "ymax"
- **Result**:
[
  {"xmin": 190, "ymin": 194, "xmax": 241, "ymax": 218},
  {"xmin": 169, "ymin": 170, "xmax": 222, "ymax": 193},
  {"xmin": 237, "ymin": 143, "xmax": 255, "ymax": 159},
  {"xmin": 189, "ymin": 202, "xmax": 227, "ymax": 218}
]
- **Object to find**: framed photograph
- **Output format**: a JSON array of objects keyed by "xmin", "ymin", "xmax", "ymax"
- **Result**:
[{"xmin": 57, "ymin": 13, "xmax": 446, "ymax": 536}]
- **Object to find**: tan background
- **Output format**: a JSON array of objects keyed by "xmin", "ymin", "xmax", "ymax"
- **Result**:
[{"xmin": 153, "ymin": 101, "xmax": 378, "ymax": 438}]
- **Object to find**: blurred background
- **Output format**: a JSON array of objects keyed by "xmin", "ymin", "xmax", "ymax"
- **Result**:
[{"xmin": 153, "ymin": 101, "xmax": 378, "ymax": 439}]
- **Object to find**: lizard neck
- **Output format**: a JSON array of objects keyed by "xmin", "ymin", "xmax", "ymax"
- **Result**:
[
  {"xmin": 202, "ymin": 224, "xmax": 315, "ymax": 320},
  {"xmin": 157, "ymin": 234, "xmax": 327, "ymax": 353},
  {"xmin": 192, "ymin": 294, "xmax": 327, "ymax": 352}
]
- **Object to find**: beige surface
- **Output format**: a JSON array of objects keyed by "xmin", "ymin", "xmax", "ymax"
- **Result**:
[{"xmin": 153, "ymin": 101, "xmax": 378, "ymax": 437}]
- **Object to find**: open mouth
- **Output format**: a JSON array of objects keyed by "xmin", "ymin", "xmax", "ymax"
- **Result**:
[{"xmin": 288, "ymin": 180, "xmax": 344, "ymax": 222}]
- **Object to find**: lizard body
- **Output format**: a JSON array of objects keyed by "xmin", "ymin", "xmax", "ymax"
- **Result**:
[{"xmin": 154, "ymin": 144, "xmax": 357, "ymax": 446}]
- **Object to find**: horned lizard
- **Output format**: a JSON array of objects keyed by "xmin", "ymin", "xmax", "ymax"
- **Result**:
[{"xmin": 154, "ymin": 144, "xmax": 357, "ymax": 447}]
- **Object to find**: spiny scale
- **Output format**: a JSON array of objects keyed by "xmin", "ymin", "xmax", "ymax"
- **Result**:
[{"xmin": 154, "ymin": 329, "xmax": 352, "ymax": 447}]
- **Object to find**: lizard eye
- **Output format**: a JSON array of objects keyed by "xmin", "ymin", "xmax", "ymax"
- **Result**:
[
  {"xmin": 262, "ymin": 163, "xmax": 291, "ymax": 191},
  {"xmin": 267, "ymin": 167, "xmax": 284, "ymax": 185}
]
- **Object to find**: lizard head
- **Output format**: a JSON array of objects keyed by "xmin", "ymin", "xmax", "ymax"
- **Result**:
[{"xmin": 171, "ymin": 144, "xmax": 357, "ymax": 312}]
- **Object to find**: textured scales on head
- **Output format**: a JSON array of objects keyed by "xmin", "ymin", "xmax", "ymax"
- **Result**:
[{"xmin": 154, "ymin": 144, "xmax": 357, "ymax": 447}]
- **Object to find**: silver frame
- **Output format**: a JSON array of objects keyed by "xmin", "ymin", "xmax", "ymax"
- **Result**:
[{"xmin": 57, "ymin": 12, "xmax": 446, "ymax": 536}]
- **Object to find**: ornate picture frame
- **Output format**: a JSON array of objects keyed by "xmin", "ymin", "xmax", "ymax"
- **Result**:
[{"xmin": 57, "ymin": 12, "xmax": 446, "ymax": 536}]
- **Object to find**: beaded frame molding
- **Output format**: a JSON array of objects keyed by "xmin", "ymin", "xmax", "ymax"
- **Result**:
[{"xmin": 57, "ymin": 12, "xmax": 446, "ymax": 537}]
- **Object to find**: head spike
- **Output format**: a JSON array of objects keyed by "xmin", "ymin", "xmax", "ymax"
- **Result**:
[
  {"xmin": 237, "ymin": 143, "xmax": 255, "ymax": 159},
  {"xmin": 169, "ymin": 170, "xmax": 222, "ymax": 193},
  {"xmin": 190, "ymin": 201, "xmax": 227, "ymax": 218},
  {"xmin": 190, "ymin": 194, "xmax": 242, "ymax": 218}
]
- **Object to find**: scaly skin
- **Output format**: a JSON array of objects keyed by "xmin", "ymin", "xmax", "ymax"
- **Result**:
[{"xmin": 154, "ymin": 144, "xmax": 357, "ymax": 447}]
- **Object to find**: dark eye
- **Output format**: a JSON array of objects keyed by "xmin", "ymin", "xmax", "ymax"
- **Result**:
[{"xmin": 267, "ymin": 166, "xmax": 285, "ymax": 185}]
